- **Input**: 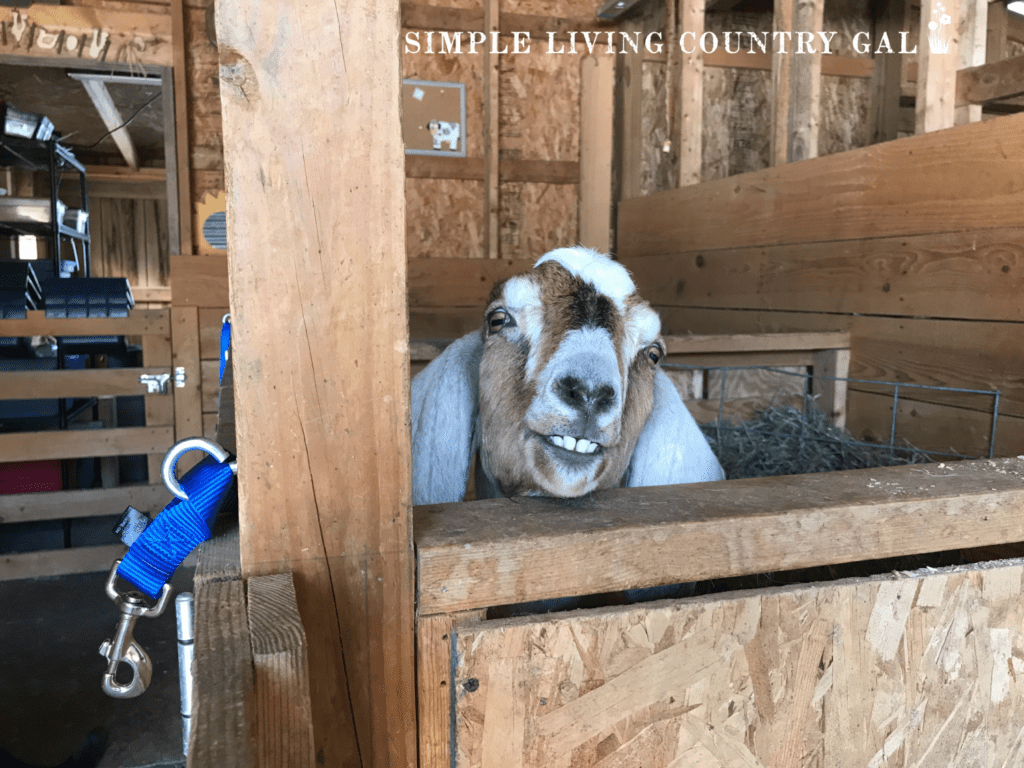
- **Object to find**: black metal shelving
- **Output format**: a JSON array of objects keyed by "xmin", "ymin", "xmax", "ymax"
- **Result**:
[{"xmin": 0, "ymin": 135, "xmax": 91, "ymax": 277}]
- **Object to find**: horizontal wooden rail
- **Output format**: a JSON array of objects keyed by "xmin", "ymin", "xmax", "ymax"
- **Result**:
[
  {"xmin": 664, "ymin": 331, "xmax": 850, "ymax": 354},
  {"xmin": 0, "ymin": 367, "xmax": 171, "ymax": 400},
  {"xmin": 414, "ymin": 457, "xmax": 1024, "ymax": 614},
  {"xmin": 0, "ymin": 310, "xmax": 170, "ymax": 338},
  {"xmin": 0, "ymin": 543, "xmax": 126, "ymax": 581},
  {"xmin": 406, "ymin": 156, "xmax": 580, "ymax": 184},
  {"xmin": 0, "ymin": 426, "xmax": 174, "ymax": 462},
  {"xmin": 0, "ymin": 484, "xmax": 168, "ymax": 524}
]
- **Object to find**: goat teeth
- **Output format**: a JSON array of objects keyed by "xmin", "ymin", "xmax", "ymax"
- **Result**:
[
  {"xmin": 563, "ymin": 436, "xmax": 577, "ymax": 451},
  {"xmin": 575, "ymin": 439, "xmax": 591, "ymax": 453},
  {"xmin": 586, "ymin": 443, "xmax": 598, "ymax": 453},
  {"xmin": 550, "ymin": 435, "xmax": 565, "ymax": 448}
]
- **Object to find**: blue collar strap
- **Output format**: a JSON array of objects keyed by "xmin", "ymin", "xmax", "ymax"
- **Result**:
[{"xmin": 116, "ymin": 455, "xmax": 236, "ymax": 599}]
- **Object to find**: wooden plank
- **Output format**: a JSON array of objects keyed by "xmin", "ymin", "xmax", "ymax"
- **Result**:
[
  {"xmin": 987, "ymin": 0, "xmax": 1009, "ymax": 63},
  {"xmin": 678, "ymin": 0, "xmax": 704, "ymax": 185},
  {"xmin": 415, "ymin": 457, "xmax": 1024, "ymax": 614},
  {"xmin": 79, "ymin": 79, "xmax": 140, "ymax": 169},
  {"xmin": 133, "ymin": 286, "xmax": 172, "ymax": 303},
  {"xmin": 957, "ymin": 54, "xmax": 1024, "ymax": 104},
  {"xmin": 0, "ymin": 4, "xmax": 172, "ymax": 66},
  {"xmin": 0, "ymin": 367, "xmax": 172, "ymax": 399},
  {"xmin": 189, "ymin": 579, "xmax": 256, "ymax": 768},
  {"xmin": 664, "ymin": 331, "xmax": 850, "ymax": 354},
  {"xmin": 0, "ymin": 543, "xmax": 127, "ymax": 581},
  {"xmin": 198, "ymin": 307, "xmax": 230, "ymax": 360},
  {"xmin": 617, "ymin": 16, "xmax": 644, "ymax": 202},
  {"xmin": 247, "ymin": 573, "xmax": 316, "ymax": 768},
  {"xmin": 664, "ymin": 350, "xmax": 816, "ymax": 368},
  {"xmin": 1009, "ymin": 4, "xmax": 1024, "ymax": 44},
  {"xmin": 171, "ymin": 306, "xmax": 203, "ymax": 448},
  {"xmin": 452, "ymin": 559, "xmax": 1024, "ymax": 766},
  {"xmin": 956, "ymin": 0, "xmax": 989, "ymax": 124},
  {"xmin": 162, "ymin": 66, "xmax": 181, "ymax": 256},
  {"xmin": 417, "ymin": 611, "xmax": 485, "ymax": 768},
  {"xmin": 0, "ymin": 426, "xmax": 174, "ymax": 462},
  {"xmin": 916, "ymin": 0, "xmax": 960, "ymax": 132},
  {"xmin": 870, "ymin": 0, "xmax": 906, "ymax": 143},
  {"xmin": 0, "ymin": 484, "xmax": 166, "ymax": 523},
  {"xmin": 143, "ymin": 331, "xmax": 174, "ymax": 482},
  {"xmin": 0, "ymin": 309, "xmax": 170, "ymax": 338},
  {"xmin": 788, "ymin": 0, "xmax": 825, "ymax": 161},
  {"xmin": 646, "ymin": 48, "xmax": 876, "ymax": 78},
  {"xmin": 408, "ymin": 256, "xmax": 533, "ymax": 309},
  {"xmin": 685, "ymin": 393, "xmax": 807, "ymax": 423},
  {"xmin": 400, "ymin": 3, "xmax": 614, "ymax": 37},
  {"xmin": 214, "ymin": 0, "xmax": 415, "ymax": 765},
  {"xmin": 617, "ymin": 113, "xmax": 1024, "ymax": 254},
  {"xmin": 483, "ymin": 0, "xmax": 500, "ymax": 259},
  {"xmin": 770, "ymin": 0, "xmax": 793, "ymax": 165},
  {"xmin": 622, "ymin": 227, "xmax": 1024, "ymax": 322},
  {"xmin": 170, "ymin": 0, "xmax": 193, "ymax": 255},
  {"xmin": 578, "ymin": 55, "xmax": 614, "ymax": 252},
  {"xmin": 812, "ymin": 348, "xmax": 851, "ymax": 428},
  {"xmin": 200, "ymin": 358, "xmax": 218, "ymax": 413},
  {"xmin": 404, "ymin": 156, "xmax": 580, "ymax": 184},
  {"xmin": 170, "ymin": 254, "xmax": 229, "ymax": 307}
]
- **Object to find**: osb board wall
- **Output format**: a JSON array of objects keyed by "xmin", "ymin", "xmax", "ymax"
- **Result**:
[
  {"xmin": 639, "ymin": 1, "xmax": 875, "ymax": 193},
  {"xmin": 452, "ymin": 558, "xmax": 1024, "ymax": 767},
  {"xmin": 90, "ymin": 197, "xmax": 170, "ymax": 289}
]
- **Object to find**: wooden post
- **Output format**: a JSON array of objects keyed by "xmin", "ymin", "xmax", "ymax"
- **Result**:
[
  {"xmin": 987, "ymin": 0, "xmax": 1009, "ymax": 64},
  {"xmin": 916, "ymin": 0, "xmax": 961, "ymax": 132},
  {"xmin": 580, "ymin": 55, "xmax": 615, "ymax": 252},
  {"xmin": 770, "ymin": 0, "xmax": 794, "ymax": 165},
  {"xmin": 213, "ymin": 1, "xmax": 416, "ymax": 766},
  {"xmin": 170, "ymin": 0, "xmax": 193, "ymax": 254},
  {"xmin": 617, "ymin": 16, "xmax": 645, "ymax": 202},
  {"xmin": 869, "ymin": 0, "xmax": 907, "ymax": 143},
  {"xmin": 956, "ymin": 0, "xmax": 988, "ymax": 123},
  {"xmin": 483, "ymin": 0, "xmax": 501, "ymax": 259},
  {"xmin": 678, "ymin": 0, "xmax": 705, "ymax": 185}
]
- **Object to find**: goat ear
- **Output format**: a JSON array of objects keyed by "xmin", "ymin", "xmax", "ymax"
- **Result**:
[
  {"xmin": 411, "ymin": 332, "xmax": 484, "ymax": 505},
  {"xmin": 625, "ymin": 368, "xmax": 725, "ymax": 487}
]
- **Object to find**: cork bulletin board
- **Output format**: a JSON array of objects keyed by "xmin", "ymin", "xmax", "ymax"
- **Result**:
[{"xmin": 402, "ymin": 79, "xmax": 467, "ymax": 157}]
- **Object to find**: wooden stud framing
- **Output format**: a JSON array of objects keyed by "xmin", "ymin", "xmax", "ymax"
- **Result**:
[
  {"xmin": 678, "ymin": 0, "xmax": 705, "ymax": 185},
  {"xmin": 869, "ymin": 0, "xmax": 907, "ymax": 143},
  {"xmin": 773, "ymin": 0, "xmax": 826, "ymax": 162},
  {"xmin": 987, "ymin": 0, "xmax": 1009, "ymax": 63},
  {"xmin": 616, "ymin": 16, "xmax": 645, "ymax": 203},
  {"xmin": 770, "ymin": 0, "xmax": 794, "ymax": 165},
  {"xmin": 916, "ymin": 0, "xmax": 961, "ymax": 132},
  {"xmin": 579, "ymin": 55, "xmax": 615, "ymax": 252},
  {"xmin": 170, "ymin": 0, "xmax": 193, "ymax": 254},
  {"xmin": 956, "ymin": 0, "xmax": 989, "ymax": 123},
  {"xmin": 483, "ymin": 0, "xmax": 500, "ymax": 259},
  {"xmin": 213, "ymin": 0, "xmax": 415, "ymax": 765}
]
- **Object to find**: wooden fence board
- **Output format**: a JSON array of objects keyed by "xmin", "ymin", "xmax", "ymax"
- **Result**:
[{"xmin": 0, "ymin": 426, "xmax": 174, "ymax": 462}]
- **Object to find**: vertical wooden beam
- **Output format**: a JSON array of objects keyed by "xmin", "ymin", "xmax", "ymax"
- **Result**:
[
  {"xmin": 161, "ymin": 67, "xmax": 181, "ymax": 257},
  {"xmin": 869, "ymin": 0, "xmax": 907, "ymax": 143},
  {"xmin": 143, "ymin": 331, "xmax": 174, "ymax": 484},
  {"xmin": 788, "ymin": 0, "xmax": 825, "ymax": 161},
  {"xmin": 213, "ymin": 1, "xmax": 416, "ymax": 767},
  {"xmin": 416, "ymin": 611, "xmax": 486, "ymax": 768},
  {"xmin": 170, "ymin": 0, "xmax": 194, "ymax": 254},
  {"xmin": 617, "ymin": 16, "xmax": 645, "ymax": 203},
  {"xmin": 812, "ymin": 348, "xmax": 851, "ymax": 429},
  {"xmin": 579, "ymin": 55, "xmax": 615, "ymax": 252},
  {"xmin": 483, "ymin": 0, "xmax": 500, "ymax": 259},
  {"xmin": 987, "ymin": 0, "xmax": 1009, "ymax": 63},
  {"xmin": 956, "ymin": 0, "xmax": 988, "ymax": 123},
  {"xmin": 678, "ymin": 0, "xmax": 705, "ymax": 185},
  {"xmin": 770, "ymin": 0, "xmax": 794, "ymax": 165},
  {"xmin": 916, "ymin": 0, "xmax": 961, "ymax": 132},
  {"xmin": 170, "ymin": 306, "xmax": 202, "ymax": 475}
]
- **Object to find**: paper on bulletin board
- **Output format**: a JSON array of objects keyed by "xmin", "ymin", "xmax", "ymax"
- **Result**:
[{"xmin": 402, "ymin": 79, "xmax": 467, "ymax": 157}]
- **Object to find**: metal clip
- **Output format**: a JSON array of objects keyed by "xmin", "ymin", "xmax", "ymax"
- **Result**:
[
  {"xmin": 139, "ymin": 372, "xmax": 171, "ymax": 395},
  {"xmin": 161, "ymin": 437, "xmax": 238, "ymax": 501},
  {"xmin": 174, "ymin": 366, "xmax": 187, "ymax": 388},
  {"xmin": 99, "ymin": 560, "xmax": 172, "ymax": 698}
]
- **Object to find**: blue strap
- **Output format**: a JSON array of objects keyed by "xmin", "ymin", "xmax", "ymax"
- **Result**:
[
  {"xmin": 117, "ymin": 455, "xmax": 235, "ymax": 599},
  {"xmin": 219, "ymin": 316, "xmax": 231, "ymax": 383}
]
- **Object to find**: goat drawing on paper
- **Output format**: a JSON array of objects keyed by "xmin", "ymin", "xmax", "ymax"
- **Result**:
[{"xmin": 411, "ymin": 246, "xmax": 724, "ymax": 505}]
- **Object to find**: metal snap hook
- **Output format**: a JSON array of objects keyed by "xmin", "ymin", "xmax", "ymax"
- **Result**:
[
  {"xmin": 160, "ymin": 437, "xmax": 237, "ymax": 501},
  {"xmin": 100, "ymin": 560, "xmax": 173, "ymax": 699}
]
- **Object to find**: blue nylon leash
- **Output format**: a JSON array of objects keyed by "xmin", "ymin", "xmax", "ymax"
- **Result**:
[
  {"xmin": 219, "ymin": 314, "xmax": 231, "ymax": 384},
  {"xmin": 116, "ymin": 454, "xmax": 235, "ymax": 599}
]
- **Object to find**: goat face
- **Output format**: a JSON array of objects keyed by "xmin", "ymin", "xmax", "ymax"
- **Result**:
[{"xmin": 477, "ymin": 248, "xmax": 665, "ymax": 498}]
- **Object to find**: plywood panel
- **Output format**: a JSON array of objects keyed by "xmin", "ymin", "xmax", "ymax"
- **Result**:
[
  {"xmin": 406, "ymin": 178, "xmax": 485, "ymax": 259},
  {"xmin": 451, "ymin": 559, "xmax": 1024, "ymax": 767},
  {"xmin": 498, "ymin": 181, "xmax": 578, "ymax": 261}
]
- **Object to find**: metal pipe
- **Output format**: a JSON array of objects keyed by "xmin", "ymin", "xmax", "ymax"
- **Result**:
[{"xmin": 175, "ymin": 592, "xmax": 195, "ymax": 756}]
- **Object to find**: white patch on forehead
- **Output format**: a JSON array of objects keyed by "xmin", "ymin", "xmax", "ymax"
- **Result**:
[{"xmin": 534, "ymin": 247, "xmax": 636, "ymax": 310}]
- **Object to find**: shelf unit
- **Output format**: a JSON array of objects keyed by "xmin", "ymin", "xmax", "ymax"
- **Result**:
[{"xmin": 0, "ymin": 135, "xmax": 91, "ymax": 278}]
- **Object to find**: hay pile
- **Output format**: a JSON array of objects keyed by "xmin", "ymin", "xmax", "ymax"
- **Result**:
[{"xmin": 700, "ymin": 403, "xmax": 935, "ymax": 480}]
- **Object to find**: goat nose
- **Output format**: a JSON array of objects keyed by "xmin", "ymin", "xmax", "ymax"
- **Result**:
[{"xmin": 555, "ymin": 376, "xmax": 616, "ymax": 414}]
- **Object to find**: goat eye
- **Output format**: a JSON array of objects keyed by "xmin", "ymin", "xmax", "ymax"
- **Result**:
[
  {"xmin": 487, "ymin": 309, "xmax": 511, "ymax": 334},
  {"xmin": 646, "ymin": 344, "xmax": 662, "ymax": 365}
]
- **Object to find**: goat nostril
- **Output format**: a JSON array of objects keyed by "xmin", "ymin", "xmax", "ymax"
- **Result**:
[{"xmin": 556, "ymin": 377, "xmax": 616, "ymax": 412}]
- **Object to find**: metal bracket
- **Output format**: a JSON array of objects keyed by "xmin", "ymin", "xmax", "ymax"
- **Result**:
[
  {"xmin": 174, "ymin": 367, "xmax": 187, "ymax": 388},
  {"xmin": 139, "ymin": 373, "xmax": 171, "ymax": 395}
]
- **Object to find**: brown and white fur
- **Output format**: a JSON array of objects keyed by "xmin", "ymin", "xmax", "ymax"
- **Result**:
[{"xmin": 411, "ymin": 247, "xmax": 724, "ymax": 505}]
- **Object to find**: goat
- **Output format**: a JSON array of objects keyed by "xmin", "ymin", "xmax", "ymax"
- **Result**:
[{"xmin": 411, "ymin": 246, "xmax": 724, "ymax": 505}]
